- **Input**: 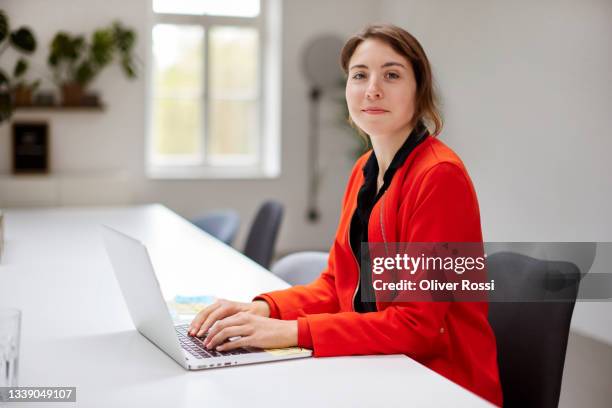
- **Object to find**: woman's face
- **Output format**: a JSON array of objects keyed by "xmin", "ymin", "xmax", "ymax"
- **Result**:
[{"xmin": 345, "ymin": 38, "xmax": 417, "ymax": 139}]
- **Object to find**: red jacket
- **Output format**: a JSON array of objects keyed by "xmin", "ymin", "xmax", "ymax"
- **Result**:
[{"xmin": 256, "ymin": 136, "xmax": 503, "ymax": 406}]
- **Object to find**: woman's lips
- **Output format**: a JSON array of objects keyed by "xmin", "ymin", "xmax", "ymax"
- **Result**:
[{"xmin": 362, "ymin": 108, "xmax": 389, "ymax": 115}]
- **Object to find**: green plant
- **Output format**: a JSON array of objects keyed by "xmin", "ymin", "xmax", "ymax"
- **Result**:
[
  {"xmin": 0, "ymin": 9, "xmax": 38, "ymax": 122},
  {"xmin": 12, "ymin": 58, "xmax": 40, "ymax": 90},
  {"xmin": 48, "ymin": 21, "xmax": 137, "ymax": 87}
]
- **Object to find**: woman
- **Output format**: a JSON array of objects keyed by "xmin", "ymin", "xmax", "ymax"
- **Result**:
[{"xmin": 189, "ymin": 24, "xmax": 503, "ymax": 406}]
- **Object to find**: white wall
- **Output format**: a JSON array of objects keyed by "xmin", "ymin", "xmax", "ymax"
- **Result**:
[
  {"xmin": 380, "ymin": 0, "xmax": 612, "ymax": 344},
  {"xmin": 0, "ymin": 0, "xmax": 379, "ymax": 253},
  {"xmin": 2, "ymin": 0, "xmax": 611, "ymax": 344}
]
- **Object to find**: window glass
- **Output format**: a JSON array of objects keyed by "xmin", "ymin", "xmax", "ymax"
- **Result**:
[
  {"xmin": 153, "ymin": 0, "xmax": 260, "ymax": 17},
  {"xmin": 208, "ymin": 26, "xmax": 259, "ymax": 161},
  {"xmin": 152, "ymin": 24, "xmax": 204, "ymax": 160}
]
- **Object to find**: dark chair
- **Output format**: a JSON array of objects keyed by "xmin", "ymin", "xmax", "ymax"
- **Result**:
[
  {"xmin": 191, "ymin": 210, "xmax": 240, "ymax": 246},
  {"xmin": 243, "ymin": 201, "xmax": 284, "ymax": 269},
  {"xmin": 487, "ymin": 252, "xmax": 582, "ymax": 408}
]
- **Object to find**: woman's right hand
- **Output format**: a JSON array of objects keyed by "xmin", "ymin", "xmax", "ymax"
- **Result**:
[{"xmin": 189, "ymin": 299, "xmax": 270, "ymax": 337}]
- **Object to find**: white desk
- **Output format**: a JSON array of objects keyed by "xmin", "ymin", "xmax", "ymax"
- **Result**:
[{"xmin": 0, "ymin": 205, "xmax": 492, "ymax": 407}]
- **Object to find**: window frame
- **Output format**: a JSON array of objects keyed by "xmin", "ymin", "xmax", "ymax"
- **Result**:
[{"xmin": 147, "ymin": 0, "xmax": 279, "ymax": 179}]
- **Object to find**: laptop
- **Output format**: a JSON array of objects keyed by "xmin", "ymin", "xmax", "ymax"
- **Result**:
[{"xmin": 101, "ymin": 225, "xmax": 312, "ymax": 370}]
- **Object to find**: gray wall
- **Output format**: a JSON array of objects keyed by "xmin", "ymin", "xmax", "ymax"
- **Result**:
[
  {"xmin": 0, "ymin": 0, "xmax": 377, "ymax": 253},
  {"xmin": 380, "ymin": 0, "xmax": 612, "ymax": 344},
  {"xmin": 1, "ymin": 0, "xmax": 611, "ymax": 343}
]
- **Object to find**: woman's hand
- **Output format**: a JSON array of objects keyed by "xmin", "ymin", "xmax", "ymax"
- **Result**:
[
  {"xmin": 203, "ymin": 312, "xmax": 298, "ymax": 351},
  {"xmin": 189, "ymin": 298, "xmax": 270, "ymax": 337}
]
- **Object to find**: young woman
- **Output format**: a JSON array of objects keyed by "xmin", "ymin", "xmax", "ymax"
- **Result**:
[{"xmin": 189, "ymin": 24, "xmax": 502, "ymax": 406}]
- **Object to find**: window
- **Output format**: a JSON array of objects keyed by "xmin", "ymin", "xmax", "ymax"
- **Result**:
[{"xmin": 149, "ymin": 0, "xmax": 280, "ymax": 178}]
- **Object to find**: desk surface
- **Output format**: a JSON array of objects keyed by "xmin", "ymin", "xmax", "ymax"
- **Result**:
[{"xmin": 0, "ymin": 205, "xmax": 492, "ymax": 407}]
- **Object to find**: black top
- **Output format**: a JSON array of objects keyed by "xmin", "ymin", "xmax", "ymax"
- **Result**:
[{"xmin": 351, "ymin": 121, "xmax": 429, "ymax": 313}]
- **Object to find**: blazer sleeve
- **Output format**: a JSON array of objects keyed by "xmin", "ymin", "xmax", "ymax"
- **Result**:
[
  {"xmin": 254, "ymin": 156, "xmax": 367, "ymax": 320},
  {"xmin": 296, "ymin": 162, "xmax": 483, "ymax": 357},
  {"xmin": 254, "ymin": 242, "xmax": 341, "ymax": 320}
]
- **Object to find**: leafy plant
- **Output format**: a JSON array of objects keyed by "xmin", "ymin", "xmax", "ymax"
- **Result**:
[
  {"xmin": 12, "ymin": 58, "xmax": 40, "ymax": 90},
  {"xmin": 0, "ymin": 10, "xmax": 38, "ymax": 121},
  {"xmin": 48, "ymin": 21, "xmax": 137, "ymax": 87}
]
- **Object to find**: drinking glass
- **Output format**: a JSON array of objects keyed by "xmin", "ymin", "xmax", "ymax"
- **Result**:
[{"xmin": 0, "ymin": 309, "xmax": 21, "ymax": 387}]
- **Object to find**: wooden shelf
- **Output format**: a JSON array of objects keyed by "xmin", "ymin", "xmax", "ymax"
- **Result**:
[{"xmin": 14, "ymin": 105, "xmax": 105, "ymax": 112}]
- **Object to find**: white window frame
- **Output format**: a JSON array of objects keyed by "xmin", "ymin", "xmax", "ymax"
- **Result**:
[{"xmin": 146, "ymin": 0, "xmax": 281, "ymax": 179}]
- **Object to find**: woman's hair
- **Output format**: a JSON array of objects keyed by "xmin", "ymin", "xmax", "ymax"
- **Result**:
[{"xmin": 340, "ymin": 24, "xmax": 443, "ymax": 141}]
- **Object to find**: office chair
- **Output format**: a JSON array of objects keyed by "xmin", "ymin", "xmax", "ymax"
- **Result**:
[
  {"xmin": 487, "ymin": 251, "xmax": 582, "ymax": 408},
  {"xmin": 271, "ymin": 251, "xmax": 328, "ymax": 286},
  {"xmin": 191, "ymin": 210, "xmax": 240, "ymax": 246},
  {"xmin": 243, "ymin": 201, "xmax": 284, "ymax": 269}
]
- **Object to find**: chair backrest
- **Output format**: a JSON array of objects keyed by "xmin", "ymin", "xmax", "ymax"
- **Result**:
[
  {"xmin": 243, "ymin": 201, "xmax": 284, "ymax": 269},
  {"xmin": 487, "ymin": 251, "xmax": 581, "ymax": 408},
  {"xmin": 271, "ymin": 251, "xmax": 328, "ymax": 286},
  {"xmin": 191, "ymin": 210, "xmax": 240, "ymax": 246}
]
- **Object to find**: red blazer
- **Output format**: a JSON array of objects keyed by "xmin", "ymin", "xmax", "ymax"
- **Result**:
[{"xmin": 256, "ymin": 136, "xmax": 503, "ymax": 406}]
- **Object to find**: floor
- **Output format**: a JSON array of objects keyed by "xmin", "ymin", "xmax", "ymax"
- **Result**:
[{"xmin": 558, "ymin": 331, "xmax": 612, "ymax": 408}]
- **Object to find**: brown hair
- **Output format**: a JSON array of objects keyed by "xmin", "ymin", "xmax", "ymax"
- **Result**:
[{"xmin": 340, "ymin": 24, "xmax": 443, "ymax": 140}]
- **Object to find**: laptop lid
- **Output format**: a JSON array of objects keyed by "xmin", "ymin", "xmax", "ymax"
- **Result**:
[{"xmin": 101, "ymin": 225, "xmax": 187, "ymax": 368}]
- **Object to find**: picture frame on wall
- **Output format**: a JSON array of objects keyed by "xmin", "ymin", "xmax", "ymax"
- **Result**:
[{"xmin": 12, "ymin": 122, "xmax": 50, "ymax": 174}]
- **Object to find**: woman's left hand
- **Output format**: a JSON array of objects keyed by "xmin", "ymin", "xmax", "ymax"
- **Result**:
[{"xmin": 203, "ymin": 312, "xmax": 298, "ymax": 351}]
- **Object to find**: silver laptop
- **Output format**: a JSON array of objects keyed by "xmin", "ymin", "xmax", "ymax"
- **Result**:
[{"xmin": 101, "ymin": 225, "xmax": 312, "ymax": 370}]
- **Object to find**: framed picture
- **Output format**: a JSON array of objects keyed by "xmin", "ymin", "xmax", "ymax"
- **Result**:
[{"xmin": 12, "ymin": 122, "xmax": 49, "ymax": 174}]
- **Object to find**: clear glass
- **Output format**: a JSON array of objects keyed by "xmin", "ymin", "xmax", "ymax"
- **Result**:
[
  {"xmin": 209, "ymin": 27, "xmax": 258, "ymax": 99},
  {"xmin": 0, "ymin": 309, "xmax": 21, "ymax": 387},
  {"xmin": 0, "ymin": 210, "xmax": 4, "ymax": 261},
  {"xmin": 153, "ymin": 0, "xmax": 260, "ymax": 17},
  {"xmin": 152, "ymin": 24, "xmax": 205, "ymax": 162},
  {"xmin": 209, "ymin": 99, "xmax": 257, "ymax": 161},
  {"xmin": 208, "ymin": 26, "xmax": 259, "ymax": 161}
]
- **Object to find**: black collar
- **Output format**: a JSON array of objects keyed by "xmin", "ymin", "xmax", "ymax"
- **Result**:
[{"xmin": 361, "ymin": 120, "xmax": 429, "ymax": 187}]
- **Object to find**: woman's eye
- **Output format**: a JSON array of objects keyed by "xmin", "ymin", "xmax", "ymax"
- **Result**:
[
  {"xmin": 352, "ymin": 72, "xmax": 366, "ymax": 80},
  {"xmin": 386, "ymin": 72, "xmax": 400, "ymax": 79}
]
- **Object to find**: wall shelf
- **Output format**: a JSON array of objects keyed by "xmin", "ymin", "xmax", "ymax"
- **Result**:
[{"xmin": 14, "ymin": 105, "xmax": 105, "ymax": 112}]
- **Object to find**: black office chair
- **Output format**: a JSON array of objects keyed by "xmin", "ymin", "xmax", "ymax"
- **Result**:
[
  {"xmin": 487, "ymin": 252, "xmax": 582, "ymax": 408},
  {"xmin": 191, "ymin": 210, "xmax": 240, "ymax": 246},
  {"xmin": 243, "ymin": 201, "xmax": 284, "ymax": 269}
]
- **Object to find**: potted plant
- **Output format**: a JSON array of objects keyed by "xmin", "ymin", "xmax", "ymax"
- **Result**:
[
  {"xmin": 12, "ymin": 59, "xmax": 40, "ymax": 106},
  {"xmin": 0, "ymin": 10, "xmax": 37, "ymax": 121},
  {"xmin": 48, "ymin": 21, "xmax": 137, "ymax": 106}
]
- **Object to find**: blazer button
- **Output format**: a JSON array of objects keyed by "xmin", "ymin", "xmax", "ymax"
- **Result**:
[{"xmin": 440, "ymin": 327, "xmax": 445, "ymax": 334}]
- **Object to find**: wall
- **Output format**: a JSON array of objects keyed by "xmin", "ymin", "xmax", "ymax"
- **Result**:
[
  {"xmin": 379, "ymin": 0, "xmax": 612, "ymax": 343},
  {"xmin": 2, "ymin": 0, "xmax": 611, "ymax": 344},
  {"xmin": 0, "ymin": 0, "xmax": 379, "ymax": 253}
]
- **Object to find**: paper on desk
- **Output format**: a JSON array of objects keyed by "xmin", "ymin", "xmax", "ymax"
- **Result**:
[{"xmin": 264, "ymin": 347, "xmax": 310, "ymax": 356}]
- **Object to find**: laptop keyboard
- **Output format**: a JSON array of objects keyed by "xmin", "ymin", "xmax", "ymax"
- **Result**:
[{"xmin": 175, "ymin": 324, "xmax": 254, "ymax": 359}]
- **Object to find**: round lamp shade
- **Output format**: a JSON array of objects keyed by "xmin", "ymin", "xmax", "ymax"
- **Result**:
[{"xmin": 302, "ymin": 34, "xmax": 345, "ymax": 90}]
